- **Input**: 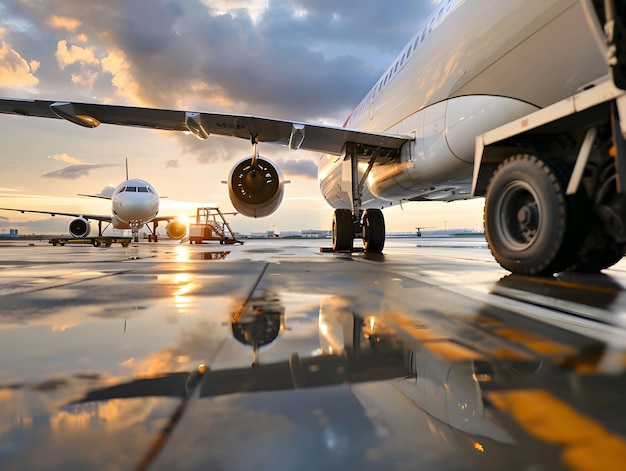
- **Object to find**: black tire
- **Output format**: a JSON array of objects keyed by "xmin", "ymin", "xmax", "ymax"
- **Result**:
[
  {"xmin": 363, "ymin": 208, "xmax": 385, "ymax": 253},
  {"xmin": 92, "ymin": 239, "xmax": 101, "ymax": 247},
  {"xmin": 484, "ymin": 154, "xmax": 580, "ymax": 275},
  {"xmin": 568, "ymin": 222, "xmax": 626, "ymax": 272},
  {"xmin": 569, "ymin": 164, "xmax": 626, "ymax": 272},
  {"xmin": 332, "ymin": 209, "xmax": 354, "ymax": 251}
]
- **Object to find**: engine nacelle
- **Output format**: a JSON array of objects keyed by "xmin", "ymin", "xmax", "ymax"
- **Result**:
[
  {"xmin": 69, "ymin": 217, "xmax": 91, "ymax": 237},
  {"xmin": 166, "ymin": 220, "xmax": 187, "ymax": 239},
  {"xmin": 228, "ymin": 156, "xmax": 284, "ymax": 218}
]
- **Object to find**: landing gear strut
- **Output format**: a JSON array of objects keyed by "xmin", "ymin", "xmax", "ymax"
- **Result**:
[{"xmin": 331, "ymin": 143, "xmax": 386, "ymax": 253}]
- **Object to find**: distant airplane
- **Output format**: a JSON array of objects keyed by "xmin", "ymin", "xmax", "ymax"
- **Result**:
[
  {"xmin": 0, "ymin": 168, "xmax": 186, "ymax": 242},
  {"xmin": 1, "ymin": 0, "xmax": 626, "ymax": 274}
]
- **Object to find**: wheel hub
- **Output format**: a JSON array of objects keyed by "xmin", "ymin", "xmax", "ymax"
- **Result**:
[{"xmin": 497, "ymin": 181, "xmax": 541, "ymax": 248}]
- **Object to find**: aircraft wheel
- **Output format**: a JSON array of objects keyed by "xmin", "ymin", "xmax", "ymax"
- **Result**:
[
  {"xmin": 363, "ymin": 208, "xmax": 385, "ymax": 253},
  {"xmin": 484, "ymin": 154, "xmax": 579, "ymax": 275},
  {"xmin": 92, "ymin": 239, "xmax": 101, "ymax": 247},
  {"xmin": 332, "ymin": 209, "xmax": 354, "ymax": 251}
]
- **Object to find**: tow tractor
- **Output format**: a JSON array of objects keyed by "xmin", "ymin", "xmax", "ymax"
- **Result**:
[{"xmin": 188, "ymin": 207, "xmax": 243, "ymax": 245}]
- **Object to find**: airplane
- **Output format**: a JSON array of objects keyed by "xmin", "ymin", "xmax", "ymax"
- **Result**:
[
  {"xmin": 1, "ymin": 0, "xmax": 626, "ymax": 275},
  {"xmin": 0, "ymin": 166, "xmax": 187, "ymax": 243}
]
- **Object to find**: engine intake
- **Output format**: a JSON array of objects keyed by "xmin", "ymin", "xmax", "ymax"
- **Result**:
[
  {"xmin": 166, "ymin": 220, "xmax": 187, "ymax": 239},
  {"xmin": 69, "ymin": 217, "xmax": 91, "ymax": 237},
  {"xmin": 228, "ymin": 156, "xmax": 284, "ymax": 218}
]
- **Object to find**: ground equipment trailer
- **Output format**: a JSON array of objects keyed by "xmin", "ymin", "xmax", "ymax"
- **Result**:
[
  {"xmin": 473, "ymin": 0, "xmax": 626, "ymax": 275},
  {"xmin": 49, "ymin": 236, "xmax": 132, "ymax": 247},
  {"xmin": 188, "ymin": 207, "xmax": 243, "ymax": 245}
]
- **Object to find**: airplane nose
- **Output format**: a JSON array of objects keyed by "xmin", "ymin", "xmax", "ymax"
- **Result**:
[{"xmin": 115, "ymin": 194, "xmax": 159, "ymax": 220}]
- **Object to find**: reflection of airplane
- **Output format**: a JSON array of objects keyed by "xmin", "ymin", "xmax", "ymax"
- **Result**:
[
  {"xmin": 71, "ymin": 299, "xmax": 537, "ymax": 453},
  {"xmin": 231, "ymin": 290, "xmax": 285, "ymax": 366},
  {"xmin": 2, "ymin": 2, "xmax": 626, "ymax": 274},
  {"xmin": 0, "ymin": 176, "xmax": 187, "ymax": 243}
]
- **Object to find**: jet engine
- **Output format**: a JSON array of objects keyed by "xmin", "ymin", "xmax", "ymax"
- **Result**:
[
  {"xmin": 69, "ymin": 217, "xmax": 91, "ymax": 237},
  {"xmin": 166, "ymin": 220, "xmax": 187, "ymax": 239},
  {"xmin": 227, "ymin": 156, "xmax": 284, "ymax": 218}
]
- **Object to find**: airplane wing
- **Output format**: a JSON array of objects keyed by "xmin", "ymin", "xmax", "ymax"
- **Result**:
[
  {"xmin": 77, "ymin": 194, "xmax": 112, "ymax": 200},
  {"xmin": 0, "ymin": 98, "xmax": 411, "ymax": 155},
  {"xmin": 0, "ymin": 207, "xmax": 112, "ymax": 222},
  {"xmin": 151, "ymin": 216, "xmax": 181, "ymax": 223}
]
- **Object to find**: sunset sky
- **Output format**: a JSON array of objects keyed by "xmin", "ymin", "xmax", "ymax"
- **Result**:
[{"xmin": 0, "ymin": 0, "xmax": 484, "ymax": 236}]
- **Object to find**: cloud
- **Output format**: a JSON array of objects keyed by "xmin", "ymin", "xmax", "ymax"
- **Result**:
[
  {"xmin": 47, "ymin": 15, "xmax": 81, "ymax": 31},
  {"xmin": 278, "ymin": 159, "xmax": 317, "ymax": 179},
  {"xmin": 0, "ymin": 41, "xmax": 39, "ymax": 87},
  {"xmin": 41, "ymin": 164, "xmax": 117, "ymax": 180},
  {"xmin": 55, "ymin": 40, "xmax": 99, "ymax": 68},
  {"xmin": 97, "ymin": 186, "xmax": 116, "ymax": 198},
  {"xmin": 49, "ymin": 153, "xmax": 83, "ymax": 165},
  {"xmin": 0, "ymin": 0, "xmax": 434, "ymax": 116},
  {"xmin": 165, "ymin": 160, "xmax": 179, "ymax": 168}
]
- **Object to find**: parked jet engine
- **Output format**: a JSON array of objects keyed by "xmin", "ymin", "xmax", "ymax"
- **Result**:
[
  {"xmin": 166, "ymin": 220, "xmax": 187, "ymax": 239},
  {"xmin": 69, "ymin": 217, "xmax": 91, "ymax": 237},
  {"xmin": 227, "ymin": 156, "xmax": 284, "ymax": 218}
]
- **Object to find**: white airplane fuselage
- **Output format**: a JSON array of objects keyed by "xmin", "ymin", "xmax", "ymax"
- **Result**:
[
  {"xmin": 110, "ymin": 178, "xmax": 160, "ymax": 230},
  {"xmin": 319, "ymin": 0, "xmax": 608, "ymax": 208}
]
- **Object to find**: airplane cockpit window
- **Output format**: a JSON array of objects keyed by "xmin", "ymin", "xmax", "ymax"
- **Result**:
[
  {"xmin": 126, "ymin": 186, "xmax": 137, "ymax": 192},
  {"xmin": 147, "ymin": 187, "xmax": 155, "ymax": 194},
  {"xmin": 119, "ymin": 186, "xmax": 126, "ymax": 193},
  {"xmin": 138, "ymin": 187, "xmax": 148, "ymax": 192}
]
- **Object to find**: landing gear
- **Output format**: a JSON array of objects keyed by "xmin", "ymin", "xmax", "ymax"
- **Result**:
[
  {"xmin": 363, "ymin": 208, "xmax": 385, "ymax": 252},
  {"xmin": 484, "ymin": 154, "xmax": 584, "ymax": 275},
  {"xmin": 331, "ymin": 208, "xmax": 385, "ymax": 253},
  {"xmin": 330, "ymin": 143, "xmax": 387, "ymax": 254},
  {"xmin": 332, "ymin": 209, "xmax": 354, "ymax": 251}
]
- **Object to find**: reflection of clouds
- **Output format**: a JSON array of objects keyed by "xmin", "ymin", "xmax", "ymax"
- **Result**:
[
  {"xmin": 154, "ymin": 387, "xmax": 378, "ymax": 470},
  {"xmin": 0, "ymin": 393, "xmax": 177, "ymax": 470}
]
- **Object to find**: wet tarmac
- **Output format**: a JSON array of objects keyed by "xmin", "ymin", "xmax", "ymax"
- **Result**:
[{"xmin": 1, "ymin": 237, "xmax": 626, "ymax": 470}]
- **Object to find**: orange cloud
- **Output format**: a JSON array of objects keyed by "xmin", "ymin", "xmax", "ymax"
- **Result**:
[
  {"xmin": 0, "ymin": 41, "xmax": 39, "ymax": 87},
  {"xmin": 48, "ymin": 15, "xmax": 81, "ymax": 31},
  {"xmin": 101, "ymin": 49, "xmax": 146, "ymax": 106},
  {"xmin": 55, "ymin": 40, "xmax": 99, "ymax": 69}
]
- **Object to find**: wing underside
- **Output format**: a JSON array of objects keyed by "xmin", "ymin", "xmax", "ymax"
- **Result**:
[
  {"xmin": 0, "ymin": 98, "xmax": 410, "ymax": 156},
  {"xmin": 0, "ymin": 207, "xmax": 112, "ymax": 222}
]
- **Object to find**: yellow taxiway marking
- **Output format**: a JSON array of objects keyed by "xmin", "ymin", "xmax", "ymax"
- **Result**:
[{"xmin": 489, "ymin": 389, "xmax": 626, "ymax": 471}]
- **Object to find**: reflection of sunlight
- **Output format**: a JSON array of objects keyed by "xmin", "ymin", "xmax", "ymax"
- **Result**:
[
  {"xmin": 174, "ymin": 245, "xmax": 189, "ymax": 262},
  {"xmin": 171, "ymin": 273, "xmax": 197, "ymax": 310},
  {"xmin": 363, "ymin": 316, "xmax": 376, "ymax": 339}
]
